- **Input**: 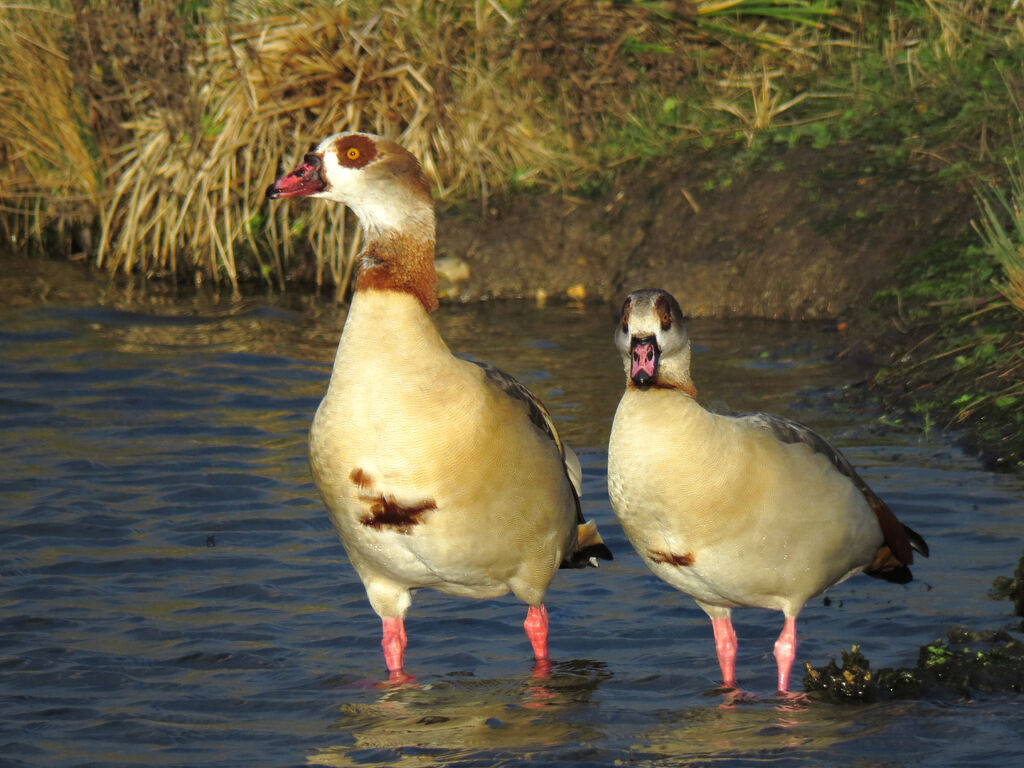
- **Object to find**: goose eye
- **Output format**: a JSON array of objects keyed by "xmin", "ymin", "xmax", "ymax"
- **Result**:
[
  {"xmin": 346, "ymin": 147, "xmax": 361, "ymax": 161},
  {"xmin": 660, "ymin": 312, "xmax": 672, "ymax": 331}
]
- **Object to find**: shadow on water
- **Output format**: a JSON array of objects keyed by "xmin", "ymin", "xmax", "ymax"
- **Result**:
[{"xmin": 1, "ymin": 293, "xmax": 1023, "ymax": 767}]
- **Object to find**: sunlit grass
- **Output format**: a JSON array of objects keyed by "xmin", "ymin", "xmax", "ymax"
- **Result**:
[
  {"xmin": 1, "ymin": 0, "xmax": 1023, "ymax": 297},
  {"xmin": 698, "ymin": 0, "xmax": 838, "ymax": 27},
  {"xmin": 976, "ymin": 159, "xmax": 1024, "ymax": 314},
  {"xmin": 0, "ymin": 3, "xmax": 100, "ymax": 251},
  {"xmin": 96, "ymin": 0, "xmax": 566, "ymax": 298}
]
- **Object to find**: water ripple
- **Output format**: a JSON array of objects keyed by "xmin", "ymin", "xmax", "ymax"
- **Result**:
[{"xmin": 0, "ymin": 299, "xmax": 1022, "ymax": 767}]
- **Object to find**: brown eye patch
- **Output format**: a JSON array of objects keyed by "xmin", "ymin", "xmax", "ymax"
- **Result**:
[
  {"xmin": 654, "ymin": 293, "xmax": 681, "ymax": 331},
  {"xmin": 333, "ymin": 134, "xmax": 377, "ymax": 169},
  {"xmin": 620, "ymin": 297, "xmax": 633, "ymax": 333}
]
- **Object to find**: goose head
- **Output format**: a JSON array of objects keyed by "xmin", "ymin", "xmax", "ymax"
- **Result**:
[
  {"xmin": 615, "ymin": 289, "xmax": 695, "ymax": 394},
  {"xmin": 266, "ymin": 132, "xmax": 435, "ymax": 243}
]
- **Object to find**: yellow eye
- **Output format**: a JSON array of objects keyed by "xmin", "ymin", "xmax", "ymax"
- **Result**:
[{"xmin": 346, "ymin": 147, "xmax": 360, "ymax": 161}]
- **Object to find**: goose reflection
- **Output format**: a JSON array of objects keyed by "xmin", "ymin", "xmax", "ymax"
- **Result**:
[
  {"xmin": 308, "ymin": 660, "xmax": 610, "ymax": 767},
  {"xmin": 625, "ymin": 697, "xmax": 913, "ymax": 766}
]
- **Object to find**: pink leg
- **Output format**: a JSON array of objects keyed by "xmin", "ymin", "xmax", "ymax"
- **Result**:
[
  {"xmin": 381, "ymin": 616, "xmax": 407, "ymax": 674},
  {"xmin": 774, "ymin": 616, "xmax": 798, "ymax": 693},
  {"xmin": 523, "ymin": 604, "xmax": 549, "ymax": 661},
  {"xmin": 711, "ymin": 615, "xmax": 738, "ymax": 689}
]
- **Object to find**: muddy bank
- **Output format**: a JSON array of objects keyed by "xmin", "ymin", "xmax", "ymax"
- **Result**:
[
  {"xmin": 439, "ymin": 144, "xmax": 976, "ymax": 318},
  {"xmin": 4, "ymin": 144, "xmax": 975, "ymax": 323}
]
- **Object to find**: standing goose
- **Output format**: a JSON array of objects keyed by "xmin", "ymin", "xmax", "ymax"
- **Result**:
[
  {"xmin": 606, "ymin": 289, "xmax": 928, "ymax": 694},
  {"xmin": 266, "ymin": 132, "xmax": 611, "ymax": 680}
]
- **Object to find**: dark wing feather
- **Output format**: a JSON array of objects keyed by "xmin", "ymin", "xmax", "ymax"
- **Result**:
[
  {"xmin": 473, "ymin": 360, "xmax": 612, "ymax": 567},
  {"xmin": 738, "ymin": 413, "xmax": 863, "ymax": 488},
  {"xmin": 474, "ymin": 361, "xmax": 566, "ymax": 462},
  {"xmin": 737, "ymin": 412, "xmax": 927, "ymax": 571}
]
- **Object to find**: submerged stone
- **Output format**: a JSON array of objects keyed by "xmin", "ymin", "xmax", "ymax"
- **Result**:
[{"xmin": 917, "ymin": 627, "xmax": 1024, "ymax": 695}]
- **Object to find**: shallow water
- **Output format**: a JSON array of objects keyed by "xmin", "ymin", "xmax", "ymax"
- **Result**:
[{"xmin": 2, "ymin": 295, "xmax": 1023, "ymax": 768}]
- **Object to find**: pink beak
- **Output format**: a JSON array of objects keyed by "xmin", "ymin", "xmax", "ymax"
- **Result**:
[
  {"xmin": 266, "ymin": 155, "xmax": 326, "ymax": 199},
  {"xmin": 630, "ymin": 337, "xmax": 659, "ymax": 385}
]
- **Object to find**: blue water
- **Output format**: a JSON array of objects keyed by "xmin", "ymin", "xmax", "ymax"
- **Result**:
[{"xmin": 2, "ymin": 296, "xmax": 1022, "ymax": 767}]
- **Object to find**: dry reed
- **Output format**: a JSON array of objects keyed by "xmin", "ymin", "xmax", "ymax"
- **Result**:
[
  {"xmin": 96, "ymin": 0, "xmax": 566, "ymax": 298},
  {"xmin": 1, "ymin": 0, "xmax": 884, "ymax": 292},
  {"xmin": 0, "ymin": 3, "xmax": 100, "ymax": 251}
]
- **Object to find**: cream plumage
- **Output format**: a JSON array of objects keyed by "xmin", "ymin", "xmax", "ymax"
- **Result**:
[
  {"xmin": 266, "ymin": 132, "xmax": 610, "ymax": 680},
  {"xmin": 607, "ymin": 289, "xmax": 928, "ymax": 693}
]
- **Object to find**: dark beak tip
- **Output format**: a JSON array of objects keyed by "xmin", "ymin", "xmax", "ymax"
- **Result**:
[
  {"xmin": 265, "ymin": 183, "xmax": 280, "ymax": 201},
  {"xmin": 631, "ymin": 372, "xmax": 652, "ymax": 387}
]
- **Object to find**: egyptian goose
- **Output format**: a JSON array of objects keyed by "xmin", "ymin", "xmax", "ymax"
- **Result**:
[
  {"xmin": 266, "ymin": 132, "xmax": 611, "ymax": 680},
  {"xmin": 606, "ymin": 289, "xmax": 928, "ymax": 694}
]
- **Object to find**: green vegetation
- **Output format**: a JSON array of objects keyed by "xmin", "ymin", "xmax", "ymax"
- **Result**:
[{"xmin": 865, "ymin": 157, "xmax": 1024, "ymax": 465}]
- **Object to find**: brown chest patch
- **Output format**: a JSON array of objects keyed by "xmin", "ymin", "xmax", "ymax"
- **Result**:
[
  {"xmin": 350, "ymin": 467, "xmax": 436, "ymax": 533},
  {"xmin": 349, "ymin": 467, "xmax": 373, "ymax": 489},
  {"xmin": 648, "ymin": 549, "xmax": 694, "ymax": 567},
  {"xmin": 359, "ymin": 492, "xmax": 437, "ymax": 534}
]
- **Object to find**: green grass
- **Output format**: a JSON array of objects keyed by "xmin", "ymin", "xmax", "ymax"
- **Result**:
[{"xmin": 864, "ymin": 175, "xmax": 1024, "ymax": 465}]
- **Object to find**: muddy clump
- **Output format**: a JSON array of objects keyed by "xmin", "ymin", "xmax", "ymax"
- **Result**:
[
  {"xmin": 804, "ymin": 626, "xmax": 1024, "ymax": 701},
  {"xmin": 991, "ymin": 551, "xmax": 1024, "ymax": 625}
]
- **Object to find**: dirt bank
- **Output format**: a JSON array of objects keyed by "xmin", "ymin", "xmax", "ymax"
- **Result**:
[
  {"xmin": 5, "ymin": 143, "xmax": 976, "ymax": 323},
  {"xmin": 439, "ymin": 143, "xmax": 976, "ymax": 319}
]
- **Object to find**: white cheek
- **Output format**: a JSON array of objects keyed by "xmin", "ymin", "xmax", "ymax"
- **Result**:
[
  {"xmin": 319, "ymin": 158, "xmax": 372, "ymax": 208},
  {"xmin": 614, "ymin": 327, "xmax": 629, "ymax": 351},
  {"xmin": 322, "ymin": 156, "xmax": 359, "ymax": 190},
  {"xmin": 661, "ymin": 332, "xmax": 690, "ymax": 359}
]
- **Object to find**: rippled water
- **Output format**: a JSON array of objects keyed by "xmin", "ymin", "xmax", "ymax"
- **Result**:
[{"xmin": 2, "ymin": 294, "xmax": 1023, "ymax": 768}]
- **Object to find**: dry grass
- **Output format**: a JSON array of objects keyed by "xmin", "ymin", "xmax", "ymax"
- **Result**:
[
  {"xmin": 710, "ymin": 68, "xmax": 819, "ymax": 141},
  {"xmin": 3, "ymin": 0, "xmax": 1023, "ymax": 298},
  {"xmin": 0, "ymin": 3, "xmax": 100, "ymax": 251},
  {"xmin": 0, "ymin": 0, "xmax": 871, "ymax": 292},
  {"xmin": 96, "ymin": 0, "xmax": 566, "ymax": 298}
]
